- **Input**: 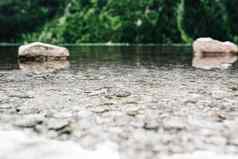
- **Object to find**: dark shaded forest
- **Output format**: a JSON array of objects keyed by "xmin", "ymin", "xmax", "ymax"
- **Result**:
[{"xmin": 0, "ymin": 0, "xmax": 237, "ymax": 44}]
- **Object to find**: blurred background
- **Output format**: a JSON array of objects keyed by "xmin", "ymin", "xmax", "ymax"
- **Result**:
[{"xmin": 0, "ymin": 0, "xmax": 237, "ymax": 44}]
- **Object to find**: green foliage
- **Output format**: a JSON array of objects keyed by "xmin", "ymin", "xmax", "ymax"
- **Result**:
[
  {"xmin": 154, "ymin": 0, "xmax": 181, "ymax": 43},
  {"xmin": 20, "ymin": 0, "xmax": 181, "ymax": 44},
  {"xmin": 179, "ymin": 0, "xmax": 231, "ymax": 42},
  {"xmin": 0, "ymin": 0, "xmax": 67, "ymax": 42},
  {"xmin": 224, "ymin": 0, "xmax": 238, "ymax": 42},
  {"xmin": 1, "ymin": 0, "xmax": 238, "ymax": 44}
]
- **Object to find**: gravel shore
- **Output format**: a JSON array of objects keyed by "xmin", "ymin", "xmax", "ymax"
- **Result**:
[{"xmin": 1, "ymin": 63, "xmax": 238, "ymax": 158}]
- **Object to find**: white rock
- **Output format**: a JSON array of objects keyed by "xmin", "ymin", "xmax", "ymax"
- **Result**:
[
  {"xmin": 18, "ymin": 42, "xmax": 69, "ymax": 57},
  {"xmin": 193, "ymin": 38, "xmax": 238, "ymax": 57},
  {"xmin": 192, "ymin": 38, "xmax": 238, "ymax": 70}
]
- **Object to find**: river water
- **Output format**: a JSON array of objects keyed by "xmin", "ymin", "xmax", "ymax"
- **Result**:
[
  {"xmin": 0, "ymin": 45, "xmax": 238, "ymax": 159},
  {"xmin": 0, "ymin": 45, "xmax": 192, "ymax": 70}
]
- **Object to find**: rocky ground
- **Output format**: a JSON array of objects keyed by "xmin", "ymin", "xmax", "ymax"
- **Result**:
[{"xmin": 1, "ymin": 63, "xmax": 238, "ymax": 159}]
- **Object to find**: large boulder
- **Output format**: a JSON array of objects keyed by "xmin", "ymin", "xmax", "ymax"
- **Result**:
[
  {"xmin": 18, "ymin": 42, "xmax": 69, "ymax": 60},
  {"xmin": 192, "ymin": 38, "xmax": 238, "ymax": 69},
  {"xmin": 18, "ymin": 42, "xmax": 70, "ymax": 73},
  {"xmin": 193, "ymin": 38, "xmax": 238, "ymax": 57}
]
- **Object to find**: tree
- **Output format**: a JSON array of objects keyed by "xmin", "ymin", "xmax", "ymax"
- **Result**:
[
  {"xmin": 180, "ymin": 0, "xmax": 231, "ymax": 42},
  {"xmin": 0, "ymin": 0, "xmax": 66, "ymax": 42},
  {"xmin": 31, "ymin": 0, "xmax": 181, "ymax": 43},
  {"xmin": 224, "ymin": 0, "xmax": 238, "ymax": 42}
]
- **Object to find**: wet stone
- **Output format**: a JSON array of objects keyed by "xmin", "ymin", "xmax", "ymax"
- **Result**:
[
  {"xmin": 47, "ymin": 119, "xmax": 70, "ymax": 131},
  {"xmin": 125, "ymin": 106, "xmax": 140, "ymax": 117},
  {"xmin": 143, "ymin": 120, "xmax": 160, "ymax": 130},
  {"xmin": 105, "ymin": 88, "xmax": 131, "ymax": 98},
  {"xmin": 163, "ymin": 117, "xmax": 187, "ymax": 131},
  {"xmin": 92, "ymin": 106, "xmax": 110, "ymax": 114},
  {"xmin": 229, "ymin": 86, "xmax": 238, "ymax": 91},
  {"xmin": 0, "ymin": 104, "xmax": 12, "ymax": 109},
  {"xmin": 208, "ymin": 112, "xmax": 226, "ymax": 122},
  {"xmin": 115, "ymin": 91, "xmax": 131, "ymax": 98},
  {"xmin": 14, "ymin": 115, "xmax": 44, "ymax": 128}
]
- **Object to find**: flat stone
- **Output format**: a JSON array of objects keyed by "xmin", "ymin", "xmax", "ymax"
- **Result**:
[
  {"xmin": 19, "ymin": 42, "xmax": 69, "ymax": 58},
  {"xmin": 208, "ymin": 112, "xmax": 226, "ymax": 122},
  {"xmin": 163, "ymin": 117, "xmax": 187, "ymax": 131},
  {"xmin": 115, "ymin": 91, "xmax": 131, "ymax": 98},
  {"xmin": 14, "ymin": 115, "xmax": 44, "ymax": 128},
  {"xmin": 92, "ymin": 106, "xmax": 110, "ymax": 113},
  {"xmin": 0, "ymin": 104, "xmax": 12, "ymax": 109},
  {"xmin": 47, "ymin": 119, "xmax": 70, "ymax": 131},
  {"xmin": 143, "ymin": 120, "xmax": 159, "ymax": 130}
]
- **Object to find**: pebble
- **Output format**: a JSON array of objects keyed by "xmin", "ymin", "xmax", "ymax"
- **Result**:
[
  {"xmin": 163, "ymin": 117, "xmax": 186, "ymax": 131},
  {"xmin": 47, "ymin": 119, "xmax": 70, "ymax": 131},
  {"xmin": 0, "ymin": 104, "xmax": 12, "ymax": 109},
  {"xmin": 126, "ymin": 107, "xmax": 140, "ymax": 116},
  {"xmin": 143, "ymin": 120, "xmax": 159, "ymax": 130},
  {"xmin": 1, "ymin": 61, "xmax": 238, "ymax": 159},
  {"xmin": 92, "ymin": 106, "xmax": 110, "ymax": 113},
  {"xmin": 14, "ymin": 115, "xmax": 44, "ymax": 128}
]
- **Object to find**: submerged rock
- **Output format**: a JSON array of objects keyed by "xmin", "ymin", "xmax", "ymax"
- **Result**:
[
  {"xmin": 18, "ymin": 42, "xmax": 69, "ymax": 60},
  {"xmin": 192, "ymin": 55, "xmax": 238, "ymax": 70},
  {"xmin": 192, "ymin": 38, "xmax": 238, "ymax": 70},
  {"xmin": 19, "ymin": 60, "xmax": 70, "ymax": 73}
]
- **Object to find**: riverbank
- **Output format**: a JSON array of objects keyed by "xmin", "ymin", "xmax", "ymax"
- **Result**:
[{"xmin": 1, "ymin": 63, "xmax": 238, "ymax": 158}]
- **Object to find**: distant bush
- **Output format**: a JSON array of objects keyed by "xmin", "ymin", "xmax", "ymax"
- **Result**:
[
  {"xmin": 224, "ymin": 0, "xmax": 238, "ymax": 42},
  {"xmin": 1, "ymin": 0, "xmax": 238, "ymax": 44},
  {"xmin": 0, "ymin": 0, "xmax": 67, "ymax": 42},
  {"xmin": 179, "ymin": 0, "xmax": 231, "ymax": 42},
  {"xmin": 20, "ymin": 0, "xmax": 181, "ymax": 44}
]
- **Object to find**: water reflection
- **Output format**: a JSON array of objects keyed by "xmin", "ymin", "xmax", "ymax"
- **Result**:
[
  {"xmin": 19, "ymin": 60, "xmax": 70, "ymax": 73},
  {"xmin": 0, "ymin": 46, "xmax": 18, "ymax": 70},
  {"xmin": 0, "ymin": 45, "xmax": 193, "ymax": 71},
  {"xmin": 192, "ymin": 53, "xmax": 238, "ymax": 70},
  {"xmin": 69, "ymin": 45, "xmax": 192, "ymax": 69}
]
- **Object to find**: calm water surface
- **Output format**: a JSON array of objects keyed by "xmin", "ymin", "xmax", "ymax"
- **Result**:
[{"xmin": 0, "ymin": 45, "xmax": 193, "ymax": 70}]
